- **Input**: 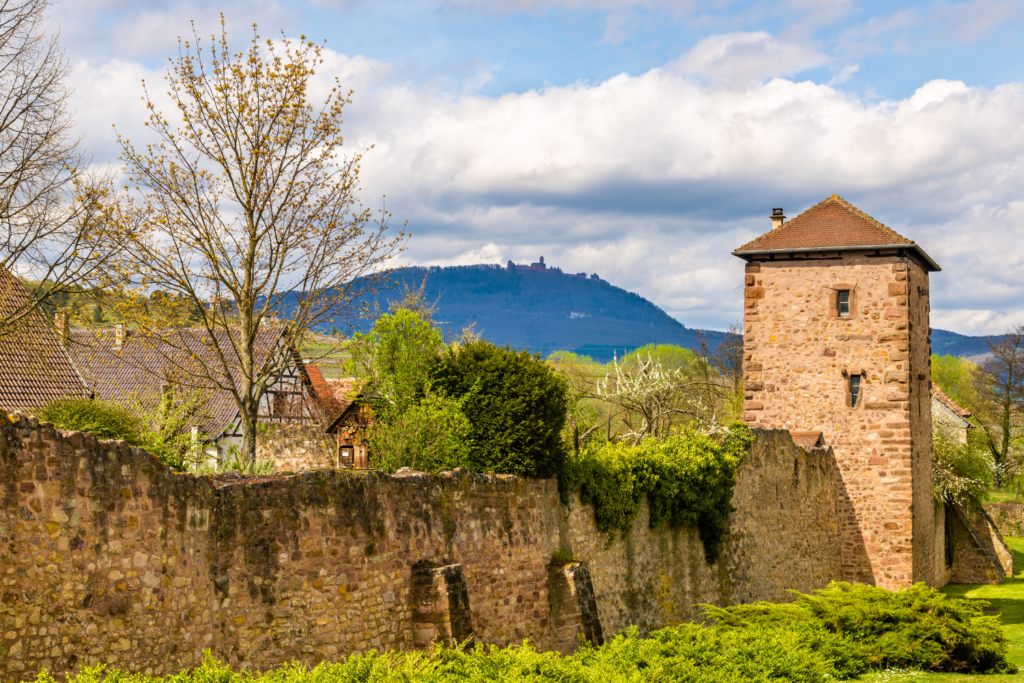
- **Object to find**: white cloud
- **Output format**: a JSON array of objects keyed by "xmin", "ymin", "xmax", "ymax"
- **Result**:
[
  {"xmin": 671, "ymin": 31, "xmax": 828, "ymax": 86},
  {"xmin": 65, "ymin": 34, "xmax": 1024, "ymax": 334}
]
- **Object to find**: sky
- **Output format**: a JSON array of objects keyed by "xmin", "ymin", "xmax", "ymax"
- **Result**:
[{"xmin": 46, "ymin": 0, "xmax": 1024, "ymax": 334}]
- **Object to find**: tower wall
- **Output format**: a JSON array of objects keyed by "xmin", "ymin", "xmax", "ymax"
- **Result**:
[{"xmin": 741, "ymin": 252, "xmax": 933, "ymax": 589}]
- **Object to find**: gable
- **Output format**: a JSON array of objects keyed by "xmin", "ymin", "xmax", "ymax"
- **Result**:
[{"xmin": 734, "ymin": 195, "xmax": 940, "ymax": 271}]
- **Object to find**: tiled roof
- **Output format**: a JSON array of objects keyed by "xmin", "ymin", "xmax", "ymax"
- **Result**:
[
  {"xmin": 734, "ymin": 195, "xmax": 939, "ymax": 270},
  {"xmin": 789, "ymin": 431, "xmax": 824, "ymax": 448},
  {"xmin": 0, "ymin": 269, "xmax": 87, "ymax": 412},
  {"xmin": 302, "ymin": 364, "xmax": 356, "ymax": 424},
  {"xmin": 68, "ymin": 326, "xmax": 285, "ymax": 437},
  {"xmin": 931, "ymin": 381, "xmax": 972, "ymax": 419}
]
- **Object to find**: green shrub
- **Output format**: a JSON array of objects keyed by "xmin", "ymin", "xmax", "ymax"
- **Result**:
[
  {"xmin": 38, "ymin": 583, "xmax": 1014, "ymax": 683},
  {"xmin": 368, "ymin": 391, "xmax": 474, "ymax": 473},
  {"xmin": 38, "ymin": 396, "xmax": 202, "ymax": 472},
  {"xmin": 933, "ymin": 426, "xmax": 996, "ymax": 504},
  {"xmin": 703, "ymin": 581, "xmax": 1016, "ymax": 674},
  {"xmin": 563, "ymin": 423, "xmax": 753, "ymax": 563},
  {"xmin": 347, "ymin": 309, "xmax": 444, "ymax": 414},
  {"xmin": 39, "ymin": 397, "xmax": 143, "ymax": 443},
  {"xmin": 432, "ymin": 341, "xmax": 569, "ymax": 479}
]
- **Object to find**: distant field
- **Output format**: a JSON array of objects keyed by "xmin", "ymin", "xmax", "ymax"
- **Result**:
[{"xmin": 300, "ymin": 335, "xmax": 351, "ymax": 378}]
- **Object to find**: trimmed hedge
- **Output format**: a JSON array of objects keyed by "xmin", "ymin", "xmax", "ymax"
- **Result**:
[{"xmin": 431, "ymin": 341, "xmax": 569, "ymax": 479}]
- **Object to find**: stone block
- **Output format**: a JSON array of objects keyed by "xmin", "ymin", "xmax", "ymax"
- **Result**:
[
  {"xmin": 888, "ymin": 283, "xmax": 907, "ymax": 296},
  {"xmin": 547, "ymin": 563, "xmax": 603, "ymax": 656},
  {"xmin": 745, "ymin": 287, "xmax": 765, "ymax": 300},
  {"xmin": 411, "ymin": 562, "xmax": 474, "ymax": 649}
]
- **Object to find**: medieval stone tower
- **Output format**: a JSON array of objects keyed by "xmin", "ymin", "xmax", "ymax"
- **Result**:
[{"xmin": 732, "ymin": 195, "xmax": 940, "ymax": 590}]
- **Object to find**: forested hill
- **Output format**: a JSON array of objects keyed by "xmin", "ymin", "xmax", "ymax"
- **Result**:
[
  {"xmin": 338, "ymin": 264, "xmax": 728, "ymax": 361},
  {"xmin": 306, "ymin": 263, "xmax": 996, "ymax": 361}
]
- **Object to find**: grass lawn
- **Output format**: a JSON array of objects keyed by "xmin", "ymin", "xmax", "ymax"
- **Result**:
[
  {"xmin": 861, "ymin": 536, "xmax": 1024, "ymax": 682},
  {"xmin": 984, "ymin": 488, "xmax": 1023, "ymax": 504}
]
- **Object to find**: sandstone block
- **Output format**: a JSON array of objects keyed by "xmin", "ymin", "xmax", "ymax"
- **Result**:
[{"xmin": 745, "ymin": 287, "xmax": 765, "ymax": 300}]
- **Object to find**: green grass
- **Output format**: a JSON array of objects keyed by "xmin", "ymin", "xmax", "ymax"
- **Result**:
[
  {"xmin": 859, "ymin": 537, "xmax": 1024, "ymax": 682},
  {"xmin": 985, "ymin": 488, "xmax": 1024, "ymax": 504}
]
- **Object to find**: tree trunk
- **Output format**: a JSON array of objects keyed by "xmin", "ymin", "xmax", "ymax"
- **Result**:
[{"xmin": 238, "ymin": 395, "xmax": 259, "ymax": 473}]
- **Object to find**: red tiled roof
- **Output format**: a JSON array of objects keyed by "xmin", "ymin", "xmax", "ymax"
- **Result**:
[
  {"xmin": 68, "ymin": 326, "xmax": 285, "ymax": 437},
  {"xmin": 931, "ymin": 381, "xmax": 972, "ymax": 419},
  {"xmin": 790, "ymin": 431, "xmax": 824, "ymax": 448},
  {"xmin": 0, "ymin": 269, "xmax": 87, "ymax": 412},
  {"xmin": 734, "ymin": 195, "xmax": 939, "ymax": 270}
]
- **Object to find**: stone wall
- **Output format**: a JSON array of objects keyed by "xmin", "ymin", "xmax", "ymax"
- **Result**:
[
  {"xmin": 255, "ymin": 424, "xmax": 336, "ymax": 472},
  {"xmin": 0, "ymin": 415, "xmax": 841, "ymax": 679},
  {"xmin": 741, "ymin": 252, "xmax": 932, "ymax": 589},
  {"xmin": 908, "ymin": 262, "xmax": 936, "ymax": 585},
  {"xmin": 984, "ymin": 501, "xmax": 1024, "ymax": 538},
  {"xmin": 946, "ymin": 503, "xmax": 1012, "ymax": 584}
]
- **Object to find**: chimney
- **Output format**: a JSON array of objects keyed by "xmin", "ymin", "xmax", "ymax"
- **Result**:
[
  {"xmin": 114, "ymin": 323, "xmax": 124, "ymax": 351},
  {"xmin": 771, "ymin": 208, "xmax": 785, "ymax": 230},
  {"xmin": 54, "ymin": 312, "xmax": 69, "ymax": 348}
]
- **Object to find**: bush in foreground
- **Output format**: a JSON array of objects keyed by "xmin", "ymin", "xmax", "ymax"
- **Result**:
[
  {"xmin": 703, "ymin": 581, "xmax": 1015, "ymax": 675},
  {"xmin": 37, "ymin": 582, "xmax": 1014, "ymax": 683}
]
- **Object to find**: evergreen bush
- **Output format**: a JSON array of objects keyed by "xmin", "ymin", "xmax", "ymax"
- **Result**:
[
  {"xmin": 703, "ymin": 581, "xmax": 1015, "ymax": 674},
  {"xmin": 563, "ymin": 423, "xmax": 753, "ymax": 563},
  {"xmin": 42, "ymin": 586, "xmax": 1013, "ymax": 683},
  {"xmin": 432, "ymin": 341, "xmax": 569, "ymax": 479}
]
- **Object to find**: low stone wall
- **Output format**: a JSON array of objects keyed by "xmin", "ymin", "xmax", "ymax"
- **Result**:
[
  {"xmin": 0, "ymin": 416, "xmax": 841, "ymax": 679},
  {"xmin": 255, "ymin": 424, "xmax": 336, "ymax": 472},
  {"xmin": 984, "ymin": 501, "xmax": 1024, "ymax": 538}
]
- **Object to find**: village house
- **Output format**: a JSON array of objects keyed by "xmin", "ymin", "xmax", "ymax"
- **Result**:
[
  {"xmin": 67, "ymin": 323, "xmax": 330, "ymax": 462},
  {"xmin": 0, "ymin": 268, "xmax": 87, "ymax": 413},
  {"xmin": 324, "ymin": 380, "xmax": 374, "ymax": 468},
  {"xmin": 932, "ymin": 381, "xmax": 973, "ymax": 443}
]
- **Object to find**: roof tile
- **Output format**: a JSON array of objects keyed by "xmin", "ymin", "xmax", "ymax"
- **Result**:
[
  {"xmin": 0, "ymin": 269, "xmax": 87, "ymax": 412},
  {"xmin": 737, "ymin": 195, "xmax": 916, "ymax": 252}
]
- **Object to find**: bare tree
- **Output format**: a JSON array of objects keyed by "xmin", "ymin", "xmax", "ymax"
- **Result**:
[
  {"xmin": 711, "ymin": 322, "xmax": 744, "ymax": 421},
  {"xmin": 0, "ymin": 0, "xmax": 123, "ymax": 336},
  {"xmin": 110, "ymin": 19, "xmax": 404, "ymax": 468},
  {"xmin": 977, "ymin": 325, "xmax": 1024, "ymax": 484}
]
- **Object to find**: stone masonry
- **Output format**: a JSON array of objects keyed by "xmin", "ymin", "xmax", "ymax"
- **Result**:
[
  {"xmin": 735, "ymin": 196, "xmax": 938, "ymax": 589},
  {"xmin": 0, "ymin": 413, "xmax": 840, "ymax": 680}
]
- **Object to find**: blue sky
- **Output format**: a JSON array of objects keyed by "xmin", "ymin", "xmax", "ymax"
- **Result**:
[{"xmin": 48, "ymin": 0, "xmax": 1024, "ymax": 334}]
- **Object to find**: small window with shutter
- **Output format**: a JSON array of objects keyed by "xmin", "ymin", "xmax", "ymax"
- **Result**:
[{"xmin": 838, "ymin": 290, "xmax": 851, "ymax": 317}]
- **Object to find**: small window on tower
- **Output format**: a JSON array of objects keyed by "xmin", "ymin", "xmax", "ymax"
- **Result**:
[
  {"xmin": 849, "ymin": 374, "xmax": 862, "ymax": 408},
  {"xmin": 838, "ymin": 290, "xmax": 851, "ymax": 317}
]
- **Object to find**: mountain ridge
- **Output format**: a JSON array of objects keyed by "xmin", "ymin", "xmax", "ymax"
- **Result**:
[{"xmin": 307, "ymin": 263, "xmax": 995, "ymax": 361}]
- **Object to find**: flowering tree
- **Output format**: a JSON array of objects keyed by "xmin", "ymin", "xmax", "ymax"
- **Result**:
[
  {"xmin": 597, "ymin": 351, "xmax": 719, "ymax": 444},
  {"xmin": 110, "ymin": 19, "xmax": 403, "ymax": 468}
]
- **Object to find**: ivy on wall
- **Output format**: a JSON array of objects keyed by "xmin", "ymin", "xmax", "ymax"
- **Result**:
[{"xmin": 561, "ymin": 423, "xmax": 754, "ymax": 564}]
